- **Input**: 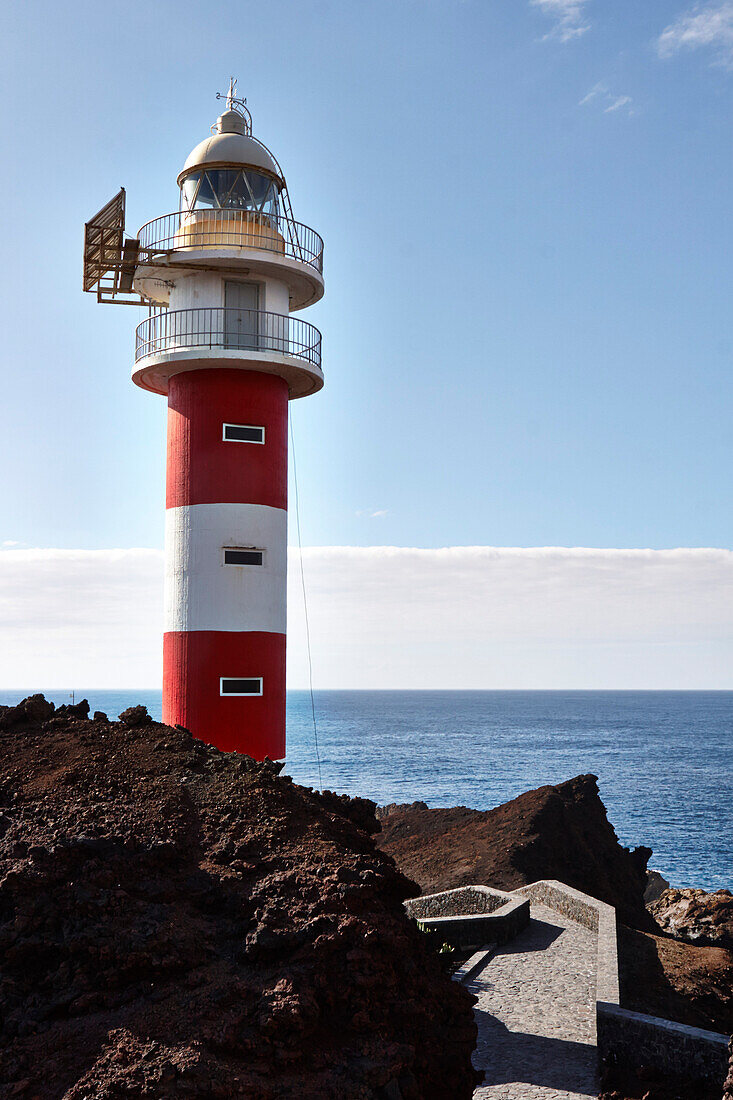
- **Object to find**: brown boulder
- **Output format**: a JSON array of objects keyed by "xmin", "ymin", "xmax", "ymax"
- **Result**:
[
  {"xmin": 118, "ymin": 703, "xmax": 153, "ymax": 727},
  {"xmin": 649, "ymin": 888, "xmax": 733, "ymax": 950},
  {"xmin": 0, "ymin": 697, "xmax": 479, "ymax": 1099},
  {"xmin": 55, "ymin": 699, "xmax": 90, "ymax": 721},
  {"xmin": 377, "ymin": 774, "xmax": 655, "ymax": 931},
  {"xmin": 0, "ymin": 693, "xmax": 55, "ymax": 729}
]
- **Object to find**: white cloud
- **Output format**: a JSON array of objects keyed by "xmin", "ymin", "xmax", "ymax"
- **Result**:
[
  {"xmin": 531, "ymin": 0, "xmax": 591, "ymax": 42},
  {"xmin": 580, "ymin": 83, "xmax": 633, "ymax": 114},
  {"xmin": 658, "ymin": 2, "xmax": 733, "ymax": 65},
  {"xmin": 605, "ymin": 95, "xmax": 633, "ymax": 113},
  {"xmin": 579, "ymin": 81, "xmax": 607, "ymax": 105},
  {"xmin": 1, "ymin": 546, "xmax": 732, "ymax": 690}
]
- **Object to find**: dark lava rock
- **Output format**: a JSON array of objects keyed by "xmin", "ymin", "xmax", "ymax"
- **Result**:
[
  {"xmin": 93, "ymin": 711, "xmax": 108, "ymax": 722},
  {"xmin": 650, "ymin": 888, "xmax": 733, "ymax": 951},
  {"xmin": 723, "ymin": 1037, "xmax": 733, "ymax": 1100},
  {"xmin": 118, "ymin": 703, "xmax": 153, "ymax": 727},
  {"xmin": 55, "ymin": 699, "xmax": 90, "ymax": 721},
  {"xmin": 0, "ymin": 693, "xmax": 55, "ymax": 729},
  {"xmin": 376, "ymin": 774, "xmax": 655, "ymax": 931},
  {"xmin": 599, "ymin": 1058, "xmax": 722, "ymax": 1100},
  {"xmin": 0, "ymin": 696, "xmax": 478, "ymax": 1099}
]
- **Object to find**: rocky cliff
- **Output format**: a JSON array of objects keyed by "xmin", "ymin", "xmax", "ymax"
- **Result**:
[
  {"xmin": 0, "ymin": 696, "xmax": 479, "ymax": 1099},
  {"xmin": 376, "ymin": 774, "xmax": 654, "ymax": 931}
]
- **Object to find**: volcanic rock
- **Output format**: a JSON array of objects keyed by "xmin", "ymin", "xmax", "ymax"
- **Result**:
[
  {"xmin": 723, "ymin": 1038, "xmax": 733, "ymax": 1100},
  {"xmin": 618, "ymin": 924, "xmax": 733, "ymax": 1034},
  {"xmin": 377, "ymin": 774, "xmax": 655, "ymax": 930},
  {"xmin": 599, "ymin": 1061, "xmax": 722, "ymax": 1100},
  {"xmin": 0, "ymin": 696, "xmax": 479, "ymax": 1099},
  {"xmin": 0, "ymin": 693, "xmax": 55, "ymax": 729},
  {"xmin": 644, "ymin": 868, "xmax": 671, "ymax": 904},
  {"xmin": 55, "ymin": 699, "xmax": 91, "ymax": 721},
  {"xmin": 117, "ymin": 703, "xmax": 153, "ymax": 727},
  {"xmin": 649, "ymin": 887, "xmax": 733, "ymax": 950}
]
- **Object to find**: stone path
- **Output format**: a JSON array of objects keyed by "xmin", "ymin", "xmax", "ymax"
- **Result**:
[{"xmin": 469, "ymin": 904, "xmax": 599, "ymax": 1099}]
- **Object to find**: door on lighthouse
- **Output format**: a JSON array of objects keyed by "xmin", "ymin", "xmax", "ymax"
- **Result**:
[{"xmin": 224, "ymin": 281, "xmax": 259, "ymax": 350}]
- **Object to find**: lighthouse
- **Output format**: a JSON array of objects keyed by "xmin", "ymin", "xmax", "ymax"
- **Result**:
[{"xmin": 83, "ymin": 82, "xmax": 324, "ymax": 759}]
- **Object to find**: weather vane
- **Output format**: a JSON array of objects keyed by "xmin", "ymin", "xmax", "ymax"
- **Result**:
[{"xmin": 216, "ymin": 76, "xmax": 248, "ymax": 113}]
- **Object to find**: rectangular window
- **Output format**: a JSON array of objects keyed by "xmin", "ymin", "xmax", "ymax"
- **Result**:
[
  {"xmin": 223, "ymin": 423, "xmax": 265, "ymax": 444},
  {"xmin": 223, "ymin": 548, "xmax": 264, "ymax": 566},
  {"xmin": 220, "ymin": 677, "xmax": 263, "ymax": 696}
]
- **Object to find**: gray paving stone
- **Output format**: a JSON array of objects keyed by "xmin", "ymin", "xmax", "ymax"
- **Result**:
[{"xmin": 470, "ymin": 904, "xmax": 599, "ymax": 1099}]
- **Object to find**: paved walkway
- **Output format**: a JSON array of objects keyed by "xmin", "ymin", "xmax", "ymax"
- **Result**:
[{"xmin": 469, "ymin": 904, "xmax": 599, "ymax": 1099}]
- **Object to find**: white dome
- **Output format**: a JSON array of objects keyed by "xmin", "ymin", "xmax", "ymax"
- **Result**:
[{"xmin": 178, "ymin": 132, "xmax": 282, "ymax": 185}]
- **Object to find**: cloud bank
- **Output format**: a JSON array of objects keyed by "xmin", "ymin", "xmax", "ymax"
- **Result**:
[
  {"xmin": 658, "ymin": 2, "xmax": 733, "ymax": 65},
  {"xmin": 1, "ymin": 546, "xmax": 731, "ymax": 690}
]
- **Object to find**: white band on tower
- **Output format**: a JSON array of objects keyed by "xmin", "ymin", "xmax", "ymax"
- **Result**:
[{"xmin": 164, "ymin": 502, "xmax": 287, "ymax": 635}]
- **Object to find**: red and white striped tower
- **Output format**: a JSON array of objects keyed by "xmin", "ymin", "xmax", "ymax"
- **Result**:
[{"xmin": 129, "ymin": 84, "xmax": 324, "ymax": 759}]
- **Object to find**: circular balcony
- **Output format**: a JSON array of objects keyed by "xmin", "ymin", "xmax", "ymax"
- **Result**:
[
  {"xmin": 134, "ymin": 211, "xmax": 324, "ymax": 311},
  {"xmin": 133, "ymin": 307, "xmax": 323, "ymax": 399}
]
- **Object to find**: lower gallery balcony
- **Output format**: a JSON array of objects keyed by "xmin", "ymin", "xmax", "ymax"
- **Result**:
[{"xmin": 132, "ymin": 307, "xmax": 323, "ymax": 399}]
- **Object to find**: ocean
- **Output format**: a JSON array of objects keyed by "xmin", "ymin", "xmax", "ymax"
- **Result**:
[{"xmin": 2, "ymin": 689, "xmax": 730, "ymax": 892}]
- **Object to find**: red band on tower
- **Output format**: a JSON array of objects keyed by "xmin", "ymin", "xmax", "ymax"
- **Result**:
[
  {"xmin": 167, "ymin": 369, "xmax": 289, "ymax": 510},
  {"xmin": 163, "ymin": 630, "xmax": 286, "ymax": 758}
]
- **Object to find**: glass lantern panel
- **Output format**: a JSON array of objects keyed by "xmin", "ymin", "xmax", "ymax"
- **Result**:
[
  {"xmin": 259, "ymin": 181, "xmax": 278, "ymax": 218},
  {"xmin": 245, "ymin": 171, "xmax": 274, "ymax": 211},
  {"xmin": 214, "ymin": 170, "xmax": 241, "ymax": 207},
  {"xmin": 180, "ymin": 173, "xmax": 201, "ymax": 211},
  {"xmin": 195, "ymin": 173, "xmax": 218, "ymax": 208},
  {"xmin": 220, "ymin": 172, "xmax": 252, "ymax": 209}
]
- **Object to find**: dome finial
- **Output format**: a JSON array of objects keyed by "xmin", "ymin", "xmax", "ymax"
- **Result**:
[{"xmin": 226, "ymin": 75, "xmax": 237, "ymax": 111}]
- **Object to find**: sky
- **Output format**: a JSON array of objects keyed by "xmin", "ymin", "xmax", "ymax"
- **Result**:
[{"xmin": 1, "ymin": 0, "xmax": 732, "ymax": 687}]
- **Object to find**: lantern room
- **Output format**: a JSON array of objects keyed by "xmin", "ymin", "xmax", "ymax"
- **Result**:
[{"xmin": 178, "ymin": 108, "xmax": 283, "ymax": 219}]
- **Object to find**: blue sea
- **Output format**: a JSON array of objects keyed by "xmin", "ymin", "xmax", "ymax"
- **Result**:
[{"xmin": 2, "ymin": 689, "xmax": 730, "ymax": 892}]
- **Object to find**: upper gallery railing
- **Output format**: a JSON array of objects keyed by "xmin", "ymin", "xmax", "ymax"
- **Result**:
[
  {"xmin": 137, "ymin": 210, "xmax": 324, "ymax": 273},
  {"xmin": 135, "ymin": 307, "xmax": 322, "ymax": 370}
]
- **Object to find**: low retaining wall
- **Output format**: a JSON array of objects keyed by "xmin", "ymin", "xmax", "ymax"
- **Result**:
[
  {"xmin": 406, "ymin": 885, "xmax": 508, "ymax": 919},
  {"xmin": 405, "ymin": 885, "xmax": 530, "ymax": 950},
  {"xmin": 516, "ymin": 879, "xmax": 728, "ymax": 1088},
  {"xmin": 597, "ymin": 1001, "xmax": 729, "ymax": 1085}
]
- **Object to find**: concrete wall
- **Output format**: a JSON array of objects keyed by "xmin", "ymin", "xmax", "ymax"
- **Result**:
[{"xmin": 169, "ymin": 272, "xmax": 289, "ymax": 315}]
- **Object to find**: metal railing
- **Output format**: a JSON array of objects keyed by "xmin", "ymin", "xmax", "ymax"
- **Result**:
[
  {"xmin": 137, "ymin": 210, "xmax": 324, "ymax": 273},
  {"xmin": 135, "ymin": 307, "xmax": 322, "ymax": 370}
]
